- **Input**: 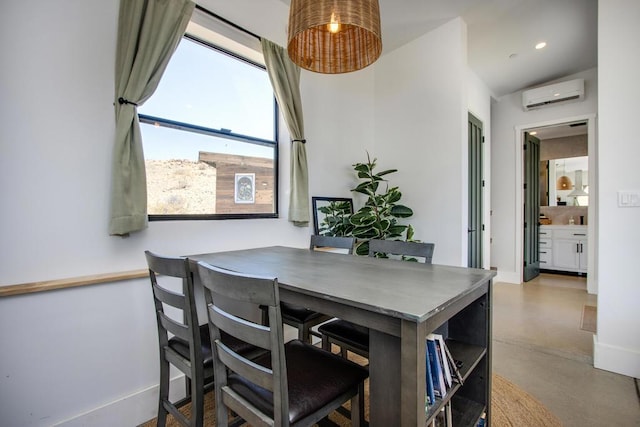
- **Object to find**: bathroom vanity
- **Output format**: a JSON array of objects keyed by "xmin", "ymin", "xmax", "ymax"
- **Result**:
[{"xmin": 539, "ymin": 225, "xmax": 588, "ymax": 274}]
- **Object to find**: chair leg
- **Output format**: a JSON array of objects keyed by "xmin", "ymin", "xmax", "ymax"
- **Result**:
[
  {"xmin": 185, "ymin": 377, "xmax": 192, "ymax": 399},
  {"xmin": 322, "ymin": 334, "xmax": 331, "ymax": 352},
  {"xmin": 157, "ymin": 358, "xmax": 170, "ymax": 427},
  {"xmin": 191, "ymin": 372, "xmax": 204, "ymax": 427},
  {"xmin": 350, "ymin": 382, "xmax": 365, "ymax": 427},
  {"xmin": 216, "ymin": 389, "xmax": 229, "ymax": 427},
  {"xmin": 299, "ymin": 324, "xmax": 311, "ymax": 343}
]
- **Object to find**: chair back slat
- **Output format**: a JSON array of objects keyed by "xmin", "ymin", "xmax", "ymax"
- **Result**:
[
  {"xmin": 197, "ymin": 261, "xmax": 278, "ymax": 307},
  {"xmin": 146, "ymin": 253, "xmax": 190, "ymax": 279},
  {"xmin": 216, "ymin": 340, "xmax": 274, "ymax": 391},
  {"xmin": 151, "ymin": 283, "xmax": 186, "ymax": 310},
  {"xmin": 208, "ymin": 304, "xmax": 272, "ymax": 350},
  {"xmin": 310, "ymin": 235, "xmax": 355, "ymax": 253},
  {"xmin": 158, "ymin": 312, "xmax": 190, "ymax": 342},
  {"xmin": 368, "ymin": 239, "xmax": 435, "ymax": 263}
]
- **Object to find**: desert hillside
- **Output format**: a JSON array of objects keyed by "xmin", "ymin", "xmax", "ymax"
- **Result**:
[{"xmin": 146, "ymin": 159, "xmax": 216, "ymax": 214}]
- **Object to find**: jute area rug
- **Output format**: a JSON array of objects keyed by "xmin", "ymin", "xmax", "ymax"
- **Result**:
[{"xmin": 141, "ymin": 373, "xmax": 561, "ymax": 427}]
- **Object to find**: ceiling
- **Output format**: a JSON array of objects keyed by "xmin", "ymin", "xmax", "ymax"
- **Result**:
[
  {"xmin": 278, "ymin": 0, "xmax": 598, "ymax": 98},
  {"xmin": 529, "ymin": 121, "xmax": 588, "ymax": 140}
]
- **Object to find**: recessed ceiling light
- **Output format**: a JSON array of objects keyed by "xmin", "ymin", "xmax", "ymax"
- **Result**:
[
  {"xmin": 530, "ymin": 131, "xmax": 538, "ymax": 135},
  {"xmin": 535, "ymin": 42, "xmax": 547, "ymax": 50}
]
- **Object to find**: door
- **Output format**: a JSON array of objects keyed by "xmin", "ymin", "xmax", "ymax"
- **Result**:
[
  {"xmin": 523, "ymin": 132, "xmax": 541, "ymax": 281},
  {"xmin": 468, "ymin": 113, "xmax": 483, "ymax": 268}
]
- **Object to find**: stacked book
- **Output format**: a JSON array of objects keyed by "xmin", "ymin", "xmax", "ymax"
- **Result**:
[{"xmin": 425, "ymin": 333, "xmax": 464, "ymax": 408}]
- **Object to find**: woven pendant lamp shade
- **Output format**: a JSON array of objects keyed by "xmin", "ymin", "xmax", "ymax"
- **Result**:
[
  {"xmin": 556, "ymin": 175, "xmax": 573, "ymax": 190},
  {"xmin": 287, "ymin": 0, "xmax": 382, "ymax": 74}
]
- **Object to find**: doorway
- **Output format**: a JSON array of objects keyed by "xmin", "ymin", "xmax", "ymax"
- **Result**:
[{"xmin": 515, "ymin": 114, "xmax": 598, "ymax": 294}]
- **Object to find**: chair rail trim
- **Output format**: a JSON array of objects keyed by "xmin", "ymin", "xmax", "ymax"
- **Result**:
[{"xmin": 0, "ymin": 269, "xmax": 148, "ymax": 297}]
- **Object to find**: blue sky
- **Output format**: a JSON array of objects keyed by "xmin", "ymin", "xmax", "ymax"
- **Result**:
[{"xmin": 139, "ymin": 37, "xmax": 275, "ymax": 161}]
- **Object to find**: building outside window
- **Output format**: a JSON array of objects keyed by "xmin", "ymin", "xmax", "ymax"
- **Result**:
[{"xmin": 138, "ymin": 13, "xmax": 278, "ymax": 220}]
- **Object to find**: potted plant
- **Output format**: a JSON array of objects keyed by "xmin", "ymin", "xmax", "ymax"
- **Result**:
[{"xmin": 348, "ymin": 153, "xmax": 415, "ymax": 256}]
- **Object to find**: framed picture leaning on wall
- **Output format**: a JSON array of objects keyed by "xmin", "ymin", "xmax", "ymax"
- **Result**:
[{"xmin": 311, "ymin": 197, "xmax": 354, "ymax": 236}]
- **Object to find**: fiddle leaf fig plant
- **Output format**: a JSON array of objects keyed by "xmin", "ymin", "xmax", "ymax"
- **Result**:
[{"xmin": 349, "ymin": 153, "xmax": 415, "ymax": 256}]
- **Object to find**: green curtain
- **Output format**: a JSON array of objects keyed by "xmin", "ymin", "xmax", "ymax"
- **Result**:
[
  {"xmin": 109, "ymin": 0, "xmax": 194, "ymax": 235},
  {"xmin": 261, "ymin": 39, "xmax": 310, "ymax": 226}
]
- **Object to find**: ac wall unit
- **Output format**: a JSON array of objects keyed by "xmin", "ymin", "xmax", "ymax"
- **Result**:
[{"xmin": 522, "ymin": 78, "xmax": 584, "ymax": 111}]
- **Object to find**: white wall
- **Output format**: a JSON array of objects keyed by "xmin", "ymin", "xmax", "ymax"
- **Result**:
[
  {"xmin": 373, "ymin": 18, "xmax": 469, "ymax": 266},
  {"xmin": 491, "ymin": 68, "xmax": 598, "ymax": 283},
  {"xmin": 303, "ymin": 69, "xmax": 376, "ymax": 200},
  {"xmin": 594, "ymin": 0, "xmax": 640, "ymax": 378}
]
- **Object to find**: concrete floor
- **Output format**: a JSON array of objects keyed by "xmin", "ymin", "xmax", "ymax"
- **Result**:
[{"xmin": 492, "ymin": 273, "xmax": 640, "ymax": 426}]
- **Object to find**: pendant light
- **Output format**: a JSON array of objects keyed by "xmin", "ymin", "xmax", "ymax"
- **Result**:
[
  {"xmin": 568, "ymin": 170, "xmax": 589, "ymax": 197},
  {"xmin": 556, "ymin": 160, "xmax": 573, "ymax": 190},
  {"xmin": 287, "ymin": 0, "xmax": 383, "ymax": 74}
]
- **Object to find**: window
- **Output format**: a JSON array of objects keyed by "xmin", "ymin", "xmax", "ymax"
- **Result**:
[{"xmin": 139, "ymin": 17, "xmax": 277, "ymax": 221}]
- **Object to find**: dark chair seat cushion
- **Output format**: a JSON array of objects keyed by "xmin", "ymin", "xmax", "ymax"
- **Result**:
[
  {"xmin": 227, "ymin": 340, "xmax": 368, "ymax": 424},
  {"xmin": 318, "ymin": 320, "xmax": 370, "ymax": 353},
  {"xmin": 260, "ymin": 301, "xmax": 328, "ymax": 323},
  {"xmin": 280, "ymin": 301, "xmax": 328, "ymax": 323},
  {"xmin": 169, "ymin": 324, "xmax": 259, "ymax": 366}
]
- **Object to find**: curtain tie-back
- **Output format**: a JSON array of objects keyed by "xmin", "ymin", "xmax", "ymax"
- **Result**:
[
  {"xmin": 117, "ymin": 97, "xmax": 138, "ymax": 106},
  {"xmin": 292, "ymin": 139, "xmax": 306, "ymax": 144}
]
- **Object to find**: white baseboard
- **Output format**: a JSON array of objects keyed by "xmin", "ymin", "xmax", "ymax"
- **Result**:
[
  {"xmin": 593, "ymin": 334, "xmax": 640, "ymax": 378},
  {"xmin": 53, "ymin": 375, "xmax": 186, "ymax": 427},
  {"xmin": 493, "ymin": 270, "xmax": 521, "ymax": 284}
]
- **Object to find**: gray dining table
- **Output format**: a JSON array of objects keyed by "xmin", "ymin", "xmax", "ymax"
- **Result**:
[{"xmin": 189, "ymin": 245, "xmax": 495, "ymax": 427}]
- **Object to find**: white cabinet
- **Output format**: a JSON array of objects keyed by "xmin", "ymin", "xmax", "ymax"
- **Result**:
[
  {"xmin": 538, "ymin": 228, "xmax": 553, "ymax": 269},
  {"xmin": 553, "ymin": 229, "xmax": 587, "ymax": 272},
  {"xmin": 553, "ymin": 239, "xmax": 589, "ymax": 270},
  {"xmin": 539, "ymin": 247, "xmax": 553, "ymax": 267},
  {"xmin": 539, "ymin": 226, "xmax": 588, "ymax": 274}
]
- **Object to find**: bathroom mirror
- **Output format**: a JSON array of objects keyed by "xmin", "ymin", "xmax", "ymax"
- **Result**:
[{"xmin": 540, "ymin": 156, "xmax": 589, "ymax": 206}]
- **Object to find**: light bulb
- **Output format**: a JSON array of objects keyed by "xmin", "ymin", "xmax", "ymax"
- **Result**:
[{"xmin": 328, "ymin": 12, "xmax": 340, "ymax": 33}]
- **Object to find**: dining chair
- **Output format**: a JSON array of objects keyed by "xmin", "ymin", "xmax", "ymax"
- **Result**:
[
  {"xmin": 260, "ymin": 235, "xmax": 355, "ymax": 343},
  {"xmin": 318, "ymin": 239, "xmax": 435, "ymax": 359},
  {"xmin": 145, "ymin": 251, "xmax": 262, "ymax": 427},
  {"xmin": 197, "ymin": 260, "xmax": 369, "ymax": 427}
]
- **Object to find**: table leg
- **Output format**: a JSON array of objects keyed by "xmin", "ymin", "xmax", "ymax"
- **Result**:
[
  {"xmin": 369, "ymin": 320, "xmax": 426, "ymax": 427},
  {"xmin": 400, "ymin": 319, "xmax": 427, "ymax": 427},
  {"xmin": 369, "ymin": 329, "xmax": 400, "ymax": 426}
]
